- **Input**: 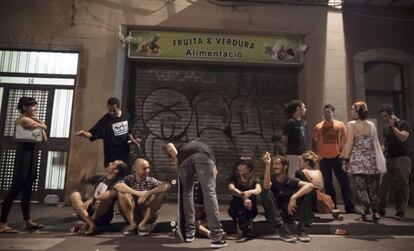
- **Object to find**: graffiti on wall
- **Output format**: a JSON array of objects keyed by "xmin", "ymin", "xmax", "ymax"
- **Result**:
[{"xmin": 132, "ymin": 65, "xmax": 297, "ymax": 197}]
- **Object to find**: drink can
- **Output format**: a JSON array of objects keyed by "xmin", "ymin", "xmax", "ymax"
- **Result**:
[{"xmin": 335, "ymin": 228, "xmax": 346, "ymax": 235}]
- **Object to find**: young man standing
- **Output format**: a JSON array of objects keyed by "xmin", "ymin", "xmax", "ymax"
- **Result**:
[
  {"xmin": 76, "ymin": 97, "xmax": 140, "ymax": 169},
  {"xmin": 282, "ymin": 100, "xmax": 307, "ymax": 177},
  {"xmin": 115, "ymin": 158, "xmax": 170, "ymax": 235},
  {"xmin": 262, "ymin": 152, "xmax": 314, "ymax": 242},
  {"xmin": 166, "ymin": 140, "xmax": 227, "ymax": 248},
  {"xmin": 69, "ymin": 160, "xmax": 128, "ymax": 235},
  {"xmin": 313, "ymin": 104, "xmax": 357, "ymax": 213},
  {"xmin": 378, "ymin": 104, "xmax": 411, "ymax": 219}
]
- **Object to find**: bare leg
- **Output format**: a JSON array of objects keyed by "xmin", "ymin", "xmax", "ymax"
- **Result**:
[
  {"xmin": 196, "ymin": 220, "xmax": 211, "ymax": 238},
  {"xmin": 117, "ymin": 192, "xmax": 136, "ymax": 226},
  {"xmin": 69, "ymin": 192, "xmax": 95, "ymax": 228},
  {"xmin": 0, "ymin": 223, "xmax": 18, "ymax": 233},
  {"xmin": 138, "ymin": 192, "xmax": 166, "ymax": 228},
  {"xmin": 90, "ymin": 190, "xmax": 116, "ymax": 222}
]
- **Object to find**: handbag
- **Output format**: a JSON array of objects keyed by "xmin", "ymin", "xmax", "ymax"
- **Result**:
[
  {"xmin": 303, "ymin": 170, "xmax": 334, "ymax": 214},
  {"xmin": 316, "ymin": 190, "xmax": 335, "ymax": 214},
  {"xmin": 370, "ymin": 122, "xmax": 387, "ymax": 174},
  {"xmin": 15, "ymin": 125, "xmax": 43, "ymax": 142}
]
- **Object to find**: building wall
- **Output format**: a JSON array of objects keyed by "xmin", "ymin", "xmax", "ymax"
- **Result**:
[
  {"xmin": 0, "ymin": 0, "xmax": 348, "ymax": 200},
  {"xmin": 343, "ymin": 6, "xmax": 414, "ymax": 203}
]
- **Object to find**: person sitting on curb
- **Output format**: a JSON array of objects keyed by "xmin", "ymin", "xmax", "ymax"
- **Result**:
[
  {"xmin": 228, "ymin": 157, "xmax": 262, "ymax": 239},
  {"xmin": 295, "ymin": 151, "xmax": 324, "ymax": 215},
  {"xmin": 262, "ymin": 152, "xmax": 314, "ymax": 243},
  {"xmin": 69, "ymin": 160, "xmax": 128, "ymax": 235},
  {"xmin": 115, "ymin": 158, "xmax": 170, "ymax": 236}
]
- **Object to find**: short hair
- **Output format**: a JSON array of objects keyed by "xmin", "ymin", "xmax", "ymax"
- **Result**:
[
  {"xmin": 378, "ymin": 104, "xmax": 394, "ymax": 116},
  {"xmin": 286, "ymin": 100, "xmax": 303, "ymax": 117},
  {"xmin": 115, "ymin": 161, "xmax": 128, "ymax": 179},
  {"xmin": 272, "ymin": 155, "xmax": 289, "ymax": 174},
  {"xmin": 324, "ymin": 104, "xmax": 335, "ymax": 112},
  {"xmin": 352, "ymin": 101, "xmax": 368, "ymax": 120},
  {"xmin": 235, "ymin": 157, "xmax": 255, "ymax": 172},
  {"xmin": 107, "ymin": 97, "xmax": 121, "ymax": 108},
  {"xmin": 17, "ymin": 97, "xmax": 37, "ymax": 113},
  {"xmin": 300, "ymin": 151, "xmax": 320, "ymax": 170},
  {"xmin": 230, "ymin": 157, "xmax": 255, "ymax": 183}
]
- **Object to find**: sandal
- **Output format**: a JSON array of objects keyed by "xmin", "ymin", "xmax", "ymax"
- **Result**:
[{"xmin": 0, "ymin": 227, "xmax": 18, "ymax": 234}]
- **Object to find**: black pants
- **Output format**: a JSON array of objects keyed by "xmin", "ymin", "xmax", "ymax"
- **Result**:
[
  {"xmin": 228, "ymin": 197, "xmax": 258, "ymax": 233},
  {"xmin": 320, "ymin": 157, "xmax": 355, "ymax": 212},
  {"xmin": 104, "ymin": 148, "xmax": 131, "ymax": 170},
  {"xmin": 1, "ymin": 143, "xmax": 37, "ymax": 223},
  {"xmin": 262, "ymin": 189, "xmax": 313, "ymax": 231}
]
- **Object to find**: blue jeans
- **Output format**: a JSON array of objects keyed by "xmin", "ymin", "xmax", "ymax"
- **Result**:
[{"xmin": 179, "ymin": 153, "xmax": 224, "ymax": 241}]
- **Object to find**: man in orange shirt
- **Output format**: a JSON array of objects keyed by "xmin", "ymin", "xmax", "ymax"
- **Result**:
[{"xmin": 313, "ymin": 104, "xmax": 357, "ymax": 213}]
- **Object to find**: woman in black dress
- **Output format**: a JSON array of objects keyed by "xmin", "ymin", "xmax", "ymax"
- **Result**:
[{"xmin": 0, "ymin": 97, "xmax": 47, "ymax": 233}]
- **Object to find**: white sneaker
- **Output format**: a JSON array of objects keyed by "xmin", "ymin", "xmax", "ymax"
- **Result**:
[{"xmin": 138, "ymin": 222, "xmax": 157, "ymax": 236}]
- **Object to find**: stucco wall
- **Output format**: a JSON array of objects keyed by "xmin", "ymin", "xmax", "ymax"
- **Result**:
[{"xmin": 0, "ymin": 0, "xmax": 349, "ymax": 200}]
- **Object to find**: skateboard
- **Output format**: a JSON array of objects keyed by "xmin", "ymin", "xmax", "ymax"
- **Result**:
[{"xmin": 170, "ymin": 178, "xmax": 186, "ymax": 242}]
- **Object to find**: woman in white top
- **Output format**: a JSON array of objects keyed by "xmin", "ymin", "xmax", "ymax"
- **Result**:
[
  {"xmin": 340, "ymin": 101, "xmax": 386, "ymax": 222},
  {"xmin": 0, "ymin": 97, "xmax": 47, "ymax": 233}
]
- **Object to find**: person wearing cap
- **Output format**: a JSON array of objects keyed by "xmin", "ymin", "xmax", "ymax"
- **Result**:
[{"xmin": 0, "ymin": 97, "xmax": 48, "ymax": 233}]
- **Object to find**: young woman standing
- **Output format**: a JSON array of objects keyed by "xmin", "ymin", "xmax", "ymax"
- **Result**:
[
  {"xmin": 0, "ymin": 97, "xmax": 47, "ymax": 233},
  {"xmin": 340, "ymin": 101, "xmax": 386, "ymax": 222}
]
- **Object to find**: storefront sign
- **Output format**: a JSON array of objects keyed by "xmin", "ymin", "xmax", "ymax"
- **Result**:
[{"xmin": 128, "ymin": 30, "xmax": 303, "ymax": 65}]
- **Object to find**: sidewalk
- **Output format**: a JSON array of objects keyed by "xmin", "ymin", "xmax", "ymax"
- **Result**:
[{"xmin": 2, "ymin": 203, "xmax": 414, "ymax": 237}]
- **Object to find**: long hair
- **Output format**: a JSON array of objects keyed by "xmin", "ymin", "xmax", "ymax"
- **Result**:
[
  {"xmin": 300, "ymin": 151, "xmax": 320, "ymax": 170},
  {"xmin": 352, "ymin": 101, "xmax": 368, "ymax": 120}
]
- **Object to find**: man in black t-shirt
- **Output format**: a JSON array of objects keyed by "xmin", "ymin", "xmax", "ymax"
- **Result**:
[
  {"xmin": 262, "ymin": 152, "xmax": 314, "ymax": 242},
  {"xmin": 378, "ymin": 104, "xmax": 411, "ymax": 219},
  {"xmin": 282, "ymin": 100, "xmax": 307, "ymax": 177},
  {"xmin": 69, "ymin": 160, "xmax": 128, "ymax": 235},
  {"xmin": 76, "ymin": 97, "xmax": 141, "ymax": 169}
]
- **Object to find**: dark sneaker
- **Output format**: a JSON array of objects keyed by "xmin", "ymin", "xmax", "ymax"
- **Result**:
[
  {"xmin": 235, "ymin": 221, "xmax": 243, "ymax": 239},
  {"xmin": 296, "ymin": 231, "xmax": 310, "ymax": 242},
  {"xmin": 184, "ymin": 232, "xmax": 195, "ymax": 243},
  {"xmin": 240, "ymin": 220, "xmax": 253, "ymax": 238},
  {"xmin": 394, "ymin": 212, "xmax": 405, "ymax": 219},
  {"xmin": 278, "ymin": 225, "xmax": 296, "ymax": 243},
  {"xmin": 211, "ymin": 239, "xmax": 228, "ymax": 248},
  {"xmin": 378, "ymin": 208, "xmax": 386, "ymax": 217}
]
